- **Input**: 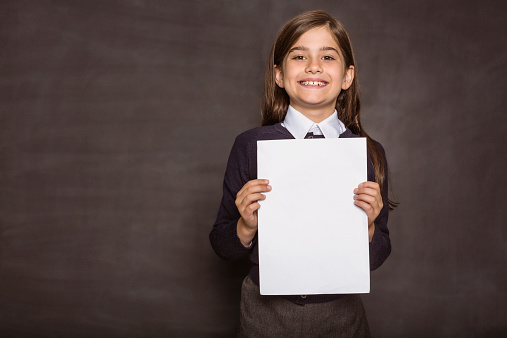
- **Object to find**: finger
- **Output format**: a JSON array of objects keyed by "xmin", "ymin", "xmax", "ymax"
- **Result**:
[
  {"xmin": 355, "ymin": 194, "xmax": 382, "ymax": 214},
  {"xmin": 355, "ymin": 200, "xmax": 380, "ymax": 226},
  {"xmin": 243, "ymin": 179, "xmax": 270, "ymax": 189},
  {"xmin": 354, "ymin": 200, "xmax": 380, "ymax": 225},
  {"xmin": 237, "ymin": 186, "xmax": 271, "ymax": 208},
  {"xmin": 241, "ymin": 202, "xmax": 261, "ymax": 226},
  {"xmin": 237, "ymin": 191, "xmax": 267, "ymax": 214},
  {"xmin": 354, "ymin": 187, "xmax": 380, "ymax": 198},
  {"xmin": 355, "ymin": 194, "xmax": 381, "ymax": 210},
  {"xmin": 237, "ymin": 179, "xmax": 271, "ymax": 198},
  {"xmin": 246, "ymin": 202, "xmax": 261, "ymax": 214},
  {"xmin": 240, "ymin": 193, "xmax": 267, "ymax": 209},
  {"xmin": 354, "ymin": 199, "xmax": 374, "ymax": 214},
  {"xmin": 355, "ymin": 181, "xmax": 380, "ymax": 193},
  {"xmin": 353, "ymin": 193, "xmax": 377, "ymax": 206},
  {"xmin": 354, "ymin": 195, "xmax": 383, "ymax": 214},
  {"xmin": 357, "ymin": 181, "xmax": 379, "ymax": 190},
  {"xmin": 237, "ymin": 179, "xmax": 267, "ymax": 195}
]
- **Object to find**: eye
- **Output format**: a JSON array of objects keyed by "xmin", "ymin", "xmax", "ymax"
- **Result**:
[
  {"xmin": 292, "ymin": 55, "xmax": 306, "ymax": 60},
  {"xmin": 322, "ymin": 55, "xmax": 335, "ymax": 61}
]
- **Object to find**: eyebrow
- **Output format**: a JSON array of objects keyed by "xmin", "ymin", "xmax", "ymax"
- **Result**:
[{"xmin": 288, "ymin": 46, "xmax": 340, "ymax": 54}]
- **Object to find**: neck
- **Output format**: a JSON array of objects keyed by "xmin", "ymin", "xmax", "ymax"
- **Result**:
[{"xmin": 292, "ymin": 105, "xmax": 335, "ymax": 123}]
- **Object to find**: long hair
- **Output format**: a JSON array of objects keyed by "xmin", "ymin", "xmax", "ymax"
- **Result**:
[{"xmin": 262, "ymin": 10, "xmax": 397, "ymax": 209}]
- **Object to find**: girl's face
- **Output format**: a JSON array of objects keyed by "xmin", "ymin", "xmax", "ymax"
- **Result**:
[{"xmin": 275, "ymin": 26, "xmax": 354, "ymax": 122}]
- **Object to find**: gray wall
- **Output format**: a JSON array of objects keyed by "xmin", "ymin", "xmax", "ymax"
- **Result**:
[{"xmin": 1, "ymin": 0, "xmax": 506, "ymax": 337}]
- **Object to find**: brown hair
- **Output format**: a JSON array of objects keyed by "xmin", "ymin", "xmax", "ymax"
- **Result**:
[{"xmin": 262, "ymin": 10, "xmax": 396, "ymax": 209}]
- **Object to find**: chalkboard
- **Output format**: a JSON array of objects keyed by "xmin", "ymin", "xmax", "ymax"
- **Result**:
[{"xmin": 1, "ymin": 0, "xmax": 506, "ymax": 336}]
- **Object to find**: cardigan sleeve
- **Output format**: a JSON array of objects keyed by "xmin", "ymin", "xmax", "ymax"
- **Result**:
[
  {"xmin": 368, "ymin": 143, "xmax": 392, "ymax": 270},
  {"xmin": 209, "ymin": 134, "xmax": 254, "ymax": 260}
]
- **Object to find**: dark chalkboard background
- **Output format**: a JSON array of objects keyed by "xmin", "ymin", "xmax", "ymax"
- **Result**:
[{"xmin": 1, "ymin": 0, "xmax": 506, "ymax": 337}]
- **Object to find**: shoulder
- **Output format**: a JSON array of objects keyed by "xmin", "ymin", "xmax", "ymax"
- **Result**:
[
  {"xmin": 339, "ymin": 128, "xmax": 358, "ymax": 139},
  {"xmin": 341, "ymin": 128, "xmax": 388, "ymax": 180},
  {"xmin": 225, "ymin": 124, "xmax": 289, "ymax": 179},
  {"xmin": 233, "ymin": 123, "xmax": 291, "ymax": 147},
  {"xmin": 341, "ymin": 128, "xmax": 386, "ymax": 154},
  {"xmin": 235, "ymin": 123, "xmax": 288, "ymax": 141},
  {"xmin": 227, "ymin": 124, "xmax": 283, "ymax": 161}
]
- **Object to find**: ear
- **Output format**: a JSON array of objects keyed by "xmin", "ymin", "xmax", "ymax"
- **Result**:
[
  {"xmin": 274, "ymin": 65, "xmax": 285, "ymax": 88},
  {"xmin": 341, "ymin": 66, "xmax": 355, "ymax": 90}
]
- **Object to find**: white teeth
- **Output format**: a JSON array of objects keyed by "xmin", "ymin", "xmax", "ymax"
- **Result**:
[{"xmin": 300, "ymin": 81, "xmax": 326, "ymax": 86}]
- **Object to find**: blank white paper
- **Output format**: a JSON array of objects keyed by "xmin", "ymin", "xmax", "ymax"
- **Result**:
[{"xmin": 257, "ymin": 138, "xmax": 369, "ymax": 295}]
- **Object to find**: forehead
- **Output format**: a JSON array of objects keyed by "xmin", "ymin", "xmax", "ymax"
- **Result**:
[{"xmin": 290, "ymin": 26, "xmax": 339, "ymax": 50}]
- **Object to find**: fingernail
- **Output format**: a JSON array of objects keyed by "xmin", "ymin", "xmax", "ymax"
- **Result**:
[{"xmin": 353, "ymin": 188, "xmax": 358, "ymax": 193}]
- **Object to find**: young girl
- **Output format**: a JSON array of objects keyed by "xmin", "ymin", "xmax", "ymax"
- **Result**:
[{"xmin": 210, "ymin": 10, "xmax": 392, "ymax": 337}]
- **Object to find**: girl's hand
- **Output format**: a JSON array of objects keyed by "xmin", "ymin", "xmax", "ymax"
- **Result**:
[
  {"xmin": 353, "ymin": 181, "xmax": 383, "ymax": 242},
  {"xmin": 235, "ymin": 179, "xmax": 271, "ymax": 247}
]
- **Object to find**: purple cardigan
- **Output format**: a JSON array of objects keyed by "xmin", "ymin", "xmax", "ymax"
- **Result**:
[{"xmin": 210, "ymin": 123, "xmax": 391, "ymax": 304}]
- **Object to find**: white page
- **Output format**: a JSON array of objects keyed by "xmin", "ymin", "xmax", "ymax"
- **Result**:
[{"xmin": 257, "ymin": 138, "xmax": 369, "ymax": 295}]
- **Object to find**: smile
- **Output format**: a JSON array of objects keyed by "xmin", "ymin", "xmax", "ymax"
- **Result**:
[{"xmin": 299, "ymin": 81, "xmax": 327, "ymax": 86}]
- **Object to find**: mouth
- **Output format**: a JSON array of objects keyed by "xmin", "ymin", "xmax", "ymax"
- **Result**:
[{"xmin": 298, "ymin": 80, "xmax": 328, "ymax": 87}]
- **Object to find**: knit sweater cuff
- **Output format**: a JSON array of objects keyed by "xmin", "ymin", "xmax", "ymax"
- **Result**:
[
  {"xmin": 225, "ymin": 221, "xmax": 253, "ymax": 259},
  {"xmin": 368, "ymin": 227, "xmax": 386, "ymax": 270}
]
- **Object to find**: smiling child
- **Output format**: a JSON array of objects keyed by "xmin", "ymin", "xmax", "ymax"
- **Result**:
[{"xmin": 210, "ymin": 10, "xmax": 393, "ymax": 337}]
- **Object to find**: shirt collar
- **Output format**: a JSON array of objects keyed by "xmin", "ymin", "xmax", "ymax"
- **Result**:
[{"xmin": 282, "ymin": 105, "xmax": 345, "ymax": 139}]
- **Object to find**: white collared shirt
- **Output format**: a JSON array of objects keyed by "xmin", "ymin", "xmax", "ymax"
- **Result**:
[{"xmin": 282, "ymin": 105, "xmax": 346, "ymax": 139}]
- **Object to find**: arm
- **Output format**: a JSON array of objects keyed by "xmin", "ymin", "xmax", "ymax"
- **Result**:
[
  {"xmin": 209, "ymin": 135, "xmax": 270, "ymax": 260},
  {"xmin": 209, "ymin": 136, "xmax": 250, "ymax": 260},
  {"xmin": 369, "ymin": 191, "xmax": 390, "ymax": 271},
  {"xmin": 354, "ymin": 145, "xmax": 391, "ymax": 270}
]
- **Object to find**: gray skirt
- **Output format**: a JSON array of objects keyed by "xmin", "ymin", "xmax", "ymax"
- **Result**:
[{"xmin": 238, "ymin": 276, "xmax": 371, "ymax": 337}]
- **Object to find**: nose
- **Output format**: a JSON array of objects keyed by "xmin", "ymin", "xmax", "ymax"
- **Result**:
[{"xmin": 305, "ymin": 57, "xmax": 322, "ymax": 73}]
